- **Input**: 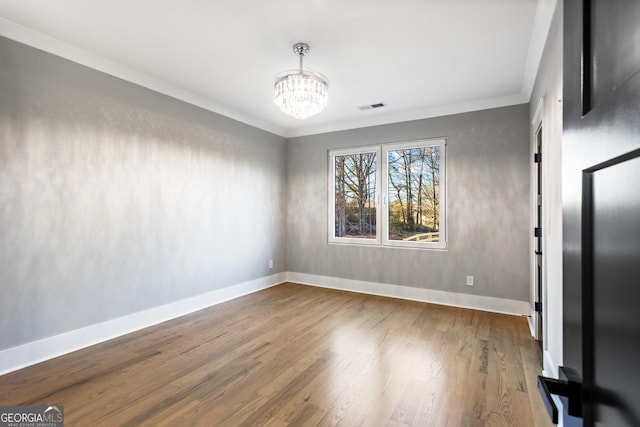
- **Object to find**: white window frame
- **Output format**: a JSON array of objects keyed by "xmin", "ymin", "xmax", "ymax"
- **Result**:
[
  {"xmin": 382, "ymin": 138, "xmax": 446, "ymax": 249},
  {"xmin": 328, "ymin": 145, "xmax": 381, "ymax": 245},
  {"xmin": 328, "ymin": 138, "xmax": 446, "ymax": 249}
]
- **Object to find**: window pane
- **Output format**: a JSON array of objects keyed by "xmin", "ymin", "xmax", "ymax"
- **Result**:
[
  {"xmin": 334, "ymin": 152, "xmax": 377, "ymax": 238},
  {"xmin": 387, "ymin": 146, "xmax": 440, "ymax": 242}
]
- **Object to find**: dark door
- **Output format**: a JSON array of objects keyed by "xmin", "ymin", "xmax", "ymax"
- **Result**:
[{"xmin": 563, "ymin": 0, "xmax": 640, "ymax": 426}]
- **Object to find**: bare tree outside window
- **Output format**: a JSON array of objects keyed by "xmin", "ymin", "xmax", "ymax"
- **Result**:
[
  {"xmin": 334, "ymin": 152, "xmax": 377, "ymax": 238},
  {"xmin": 387, "ymin": 146, "xmax": 440, "ymax": 242}
]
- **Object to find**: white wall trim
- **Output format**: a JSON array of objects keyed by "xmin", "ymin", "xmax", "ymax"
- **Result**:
[
  {"xmin": 1, "ymin": 272, "xmax": 534, "ymax": 376},
  {"xmin": 0, "ymin": 17, "xmax": 531, "ymax": 140},
  {"xmin": 543, "ymin": 350, "xmax": 559, "ymax": 379},
  {"xmin": 528, "ymin": 308, "xmax": 536, "ymax": 337},
  {"xmin": 286, "ymin": 272, "xmax": 530, "ymax": 317},
  {"xmin": 0, "ymin": 17, "xmax": 285, "ymax": 137},
  {"xmin": 286, "ymin": 95, "xmax": 528, "ymax": 138},
  {"xmin": 530, "ymin": 96, "xmax": 545, "ymax": 343},
  {"xmin": 0, "ymin": 273, "xmax": 286, "ymax": 376},
  {"xmin": 532, "ymin": 96, "xmax": 545, "ymax": 128},
  {"xmin": 522, "ymin": 0, "xmax": 559, "ymax": 98}
]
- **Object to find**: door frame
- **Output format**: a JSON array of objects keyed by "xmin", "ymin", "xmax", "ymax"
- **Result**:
[{"xmin": 530, "ymin": 97, "xmax": 547, "ymax": 346}]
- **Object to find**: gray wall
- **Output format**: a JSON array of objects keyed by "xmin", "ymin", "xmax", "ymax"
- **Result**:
[
  {"xmin": 0, "ymin": 37, "xmax": 287, "ymax": 350},
  {"xmin": 287, "ymin": 105, "xmax": 531, "ymax": 301},
  {"xmin": 0, "ymin": 34, "xmax": 532, "ymax": 352}
]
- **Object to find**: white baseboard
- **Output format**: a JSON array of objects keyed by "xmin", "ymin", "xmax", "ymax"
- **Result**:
[
  {"xmin": 0, "ymin": 273, "xmax": 286, "ymax": 376},
  {"xmin": 286, "ymin": 272, "xmax": 530, "ymax": 316},
  {"xmin": 1, "ymin": 271, "xmax": 531, "ymax": 376},
  {"xmin": 543, "ymin": 349, "xmax": 559, "ymax": 379},
  {"xmin": 528, "ymin": 307, "xmax": 537, "ymax": 338}
]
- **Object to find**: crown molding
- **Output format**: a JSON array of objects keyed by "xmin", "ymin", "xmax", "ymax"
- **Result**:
[
  {"xmin": 0, "ymin": 17, "xmax": 287, "ymax": 137},
  {"xmin": 521, "ymin": 0, "xmax": 559, "ymax": 98},
  {"xmin": 284, "ymin": 94, "xmax": 529, "ymax": 138}
]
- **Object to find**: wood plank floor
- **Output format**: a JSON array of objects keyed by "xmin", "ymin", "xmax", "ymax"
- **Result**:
[{"xmin": 0, "ymin": 283, "xmax": 553, "ymax": 426}]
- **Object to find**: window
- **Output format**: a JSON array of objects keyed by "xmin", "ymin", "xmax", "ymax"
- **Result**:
[
  {"xmin": 329, "ymin": 145, "xmax": 381, "ymax": 245},
  {"xmin": 329, "ymin": 139, "xmax": 446, "ymax": 249}
]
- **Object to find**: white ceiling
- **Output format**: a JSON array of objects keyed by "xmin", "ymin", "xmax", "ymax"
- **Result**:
[{"xmin": 0, "ymin": 0, "xmax": 556, "ymax": 137}]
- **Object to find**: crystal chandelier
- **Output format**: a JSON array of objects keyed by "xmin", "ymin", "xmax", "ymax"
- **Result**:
[{"xmin": 274, "ymin": 43, "xmax": 329, "ymax": 120}]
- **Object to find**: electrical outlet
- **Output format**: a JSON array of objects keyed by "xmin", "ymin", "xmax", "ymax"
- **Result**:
[
  {"xmin": 466, "ymin": 275, "xmax": 474, "ymax": 286},
  {"xmin": 269, "ymin": 260, "xmax": 273, "ymax": 269}
]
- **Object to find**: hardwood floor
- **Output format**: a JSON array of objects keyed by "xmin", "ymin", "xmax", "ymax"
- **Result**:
[{"xmin": 0, "ymin": 283, "xmax": 553, "ymax": 426}]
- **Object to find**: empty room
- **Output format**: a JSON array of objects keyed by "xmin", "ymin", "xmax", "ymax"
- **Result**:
[{"xmin": 1, "ymin": 1, "xmax": 638, "ymax": 426}]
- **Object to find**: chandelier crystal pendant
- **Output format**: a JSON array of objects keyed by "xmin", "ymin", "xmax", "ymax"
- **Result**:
[{"xmin": 274, "ymin": 43, "xmax": 329, "ymax": 120}]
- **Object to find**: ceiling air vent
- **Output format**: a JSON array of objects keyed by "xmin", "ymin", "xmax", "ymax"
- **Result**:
[{"xmin": 357, "ymin": 102, "xmax": 386, "ymax": 111}]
